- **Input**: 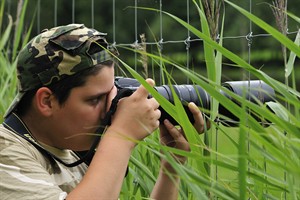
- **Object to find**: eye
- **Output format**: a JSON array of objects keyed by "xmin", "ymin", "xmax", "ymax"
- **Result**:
[{"xmin": 88, "ymin": 95, "xmax": 106, "ymax": 106}]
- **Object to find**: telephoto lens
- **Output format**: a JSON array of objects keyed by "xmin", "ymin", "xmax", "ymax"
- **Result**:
[
  {"xmin": 218, "ymin": 80, "xmax": 275, "ymax": 126},
  {"xmin": 114, "ymin": 77, "xmax": 275, "ymax": 127}
]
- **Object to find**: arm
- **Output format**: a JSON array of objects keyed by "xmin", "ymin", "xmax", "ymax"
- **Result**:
[
  {"xmin": 151, "ymin": 102, "xmax": 207, "ymax": 200},
  {"xmin": 67, "ymin": 79, "xmax": 161, "ymax": 199}
]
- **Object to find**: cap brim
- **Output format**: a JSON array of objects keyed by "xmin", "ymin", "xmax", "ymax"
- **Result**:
[{"xmin": 4, "ymin": 92, "xmax": 25, "ymax": 118}]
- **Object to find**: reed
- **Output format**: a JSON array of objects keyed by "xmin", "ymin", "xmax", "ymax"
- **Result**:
[
  {"xmin": 0, "ymin": 0, "xmax": 32, "ymax": 122},
  {"xmin": 118, "ymin": 1, "xmax": 300, "ymax": 199}
]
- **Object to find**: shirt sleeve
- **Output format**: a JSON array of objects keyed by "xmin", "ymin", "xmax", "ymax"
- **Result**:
[{"xmin": 0, "ymin": 129, "xmax": 68, "ymax": 200}]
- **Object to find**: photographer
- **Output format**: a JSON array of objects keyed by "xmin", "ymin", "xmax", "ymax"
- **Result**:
[{"xmin": 0, "ymin": 24, "xmax": 207, "ymax": 199}]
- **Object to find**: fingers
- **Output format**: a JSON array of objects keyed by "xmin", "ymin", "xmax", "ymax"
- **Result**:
[
  {"xmin": 162, "ymin": 119, "xmax": 190, "ymax": 153},
  {"xmin": 163, "ymin": 119, "xmax": 181, "ymax": 140},
  {"xmin": 133, "ymin": 78, "xmax": 155, "ymax": 99},
  {"xmin": 133, "ymin": 78, "xmax": 159, "ymax": 110},
  {"xmin": 188, "ymin": 102, "xmax": 207, "ymax": 134},
  {"xmin": 146, "ymin": 78, "xmax": 155, "ymax": 87},
  {"xmin": 109, "ymin": 78, "xmax": 162, "ymax": 141}
]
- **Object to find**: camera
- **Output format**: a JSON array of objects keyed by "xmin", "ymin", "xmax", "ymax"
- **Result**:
[{"xmin": 114, "ymin": 77, "xmax": 275, "ymax": 127}]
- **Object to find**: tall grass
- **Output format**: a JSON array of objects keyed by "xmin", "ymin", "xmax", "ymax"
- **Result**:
[
  {"xmin": 0, "ymin": 0, "xmax": 32, "ymax": 122},
  {"xmin": 118, "ymin": 1, "xmax": 300, "ymax": 199}
]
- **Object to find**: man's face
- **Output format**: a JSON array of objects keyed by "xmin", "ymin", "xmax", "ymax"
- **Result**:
[{"xmin": 50, "ymin": 66, "xmax": 116, "ymax": 150}]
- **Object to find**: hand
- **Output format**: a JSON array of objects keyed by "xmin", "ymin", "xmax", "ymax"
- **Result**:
[
  {"xmin": 159, "ymin": 102, "xmax": 209, "ymax": 171},
  {"xmin": 109, "ymin": 79, "xmax": 161, "ymax": 141},
  {"xmin": 187, "ymin": 102, "xmax": 209, "ymax": 134}
]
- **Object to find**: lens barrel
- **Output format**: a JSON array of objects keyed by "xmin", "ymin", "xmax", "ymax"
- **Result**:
[{"xmin": 114, "ymin": 77, "xmax": 275, "ymax": 126}]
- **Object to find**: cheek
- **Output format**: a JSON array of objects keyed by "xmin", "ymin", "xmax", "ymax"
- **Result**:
[
  {"xmin": 59, "ymin": 103, "xmax": 103, "ymax": 133},
  {"xmin": 76, "ymin": 106, "xmax": 102, "ymax": 127},
  {"xmin": 53, "ymin": 105, "xmax": 100, "ymax": 150}
]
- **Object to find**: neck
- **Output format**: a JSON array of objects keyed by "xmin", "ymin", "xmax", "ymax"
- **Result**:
[{"xmin": 21, "ymin": 111, "xmax": 58, "ymax": 148}]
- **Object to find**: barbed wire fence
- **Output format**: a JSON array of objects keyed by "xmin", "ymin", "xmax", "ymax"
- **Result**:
[{"xmin": 4, "ymin": 0, "xmax": 298, "ymax": 83}]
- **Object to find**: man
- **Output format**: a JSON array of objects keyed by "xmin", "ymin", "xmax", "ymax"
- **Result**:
[{"xmin": 0, "ymin": 24, "xmax": 206, "ymax": 199}]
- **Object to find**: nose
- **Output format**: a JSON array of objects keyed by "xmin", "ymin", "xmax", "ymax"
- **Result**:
[{"xmin": 105, "ymin": 85, "xmax": 118, "ymax": 113}]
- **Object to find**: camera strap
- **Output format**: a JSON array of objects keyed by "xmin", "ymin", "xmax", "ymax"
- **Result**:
[
  {"xmin": 3, "ymin": 88, "xmax": 134, "ymax": 168},
  {"xmin": 3, "ymin": 113, "xmax": 58, "ymax": 166}
]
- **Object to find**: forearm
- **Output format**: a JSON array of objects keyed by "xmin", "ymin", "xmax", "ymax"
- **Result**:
[
  {"xmin": 67, "ymin": 130, "xmax": 135, "ymax": 199},
  {"xmin": 150, "ymin": 163, "xmax": 181, "ymax": 200}
]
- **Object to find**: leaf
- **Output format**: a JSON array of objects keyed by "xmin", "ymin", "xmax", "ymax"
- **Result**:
[
  {"xmin": 192, "ymin": 0, "xmax": 216, "ymax": 82},
  {"xmin": 266, "ymin": 102, "xmax": 289, "ymax": 121},
  {"xmin": 286, "ymin": 29, "xmax": 300, "ymax": 77},
  {"xmin": 287, "ymin": 10, "xmax": 300, "ymax": 24},
  {"xmin": 0, "ymin": 14, "xmax": 12, "ymax": 51}
]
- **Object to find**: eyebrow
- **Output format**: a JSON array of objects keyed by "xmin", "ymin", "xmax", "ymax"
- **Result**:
[{"xmin": 87, "ymin": 84, "xmax": 115, "ymax": 99}]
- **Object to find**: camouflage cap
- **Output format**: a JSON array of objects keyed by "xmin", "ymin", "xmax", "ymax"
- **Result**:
[{"xmin": 4, "ymin": 23, "xmax": 119, "ymax": 118}]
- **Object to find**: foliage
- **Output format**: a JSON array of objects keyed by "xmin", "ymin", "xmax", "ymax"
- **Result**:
[
  {"xmin": 117, "ymin": 1, "xmax": 300, "ymax": 199},
  {"xmin": 3, "ymin": 0, "xmax": 300, "ymax": 76},
  {"xmin": 0, "ymin": 0, "xmax": 33, "ymax": 122}
]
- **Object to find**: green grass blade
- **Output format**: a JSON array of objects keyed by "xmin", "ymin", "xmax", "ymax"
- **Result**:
[
  {"xmin": 0, "ymin": 0, "xmax": 5, "ymax": 32},
  {"xmin": 286, "ymin": 30, "xmax": 300, "ymax": 77},
  {"xmin": 192, "ymin": 0, "xmax": 216, "ymax": 82},
  {"xmin": 12, "ymin": 0, "xmax": 29, "ymax": 60},
  {"xmin": 0, "ymin": 13, "xmax": 12, "ymax": 51}
]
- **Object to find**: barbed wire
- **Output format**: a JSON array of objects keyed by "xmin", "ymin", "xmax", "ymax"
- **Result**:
[{"xmin": 112, "ymin": 30, "xmax": 299, "ymax": 48}]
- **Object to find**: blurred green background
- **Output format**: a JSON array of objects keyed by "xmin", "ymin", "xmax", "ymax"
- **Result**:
[{"xmin": 2, "ymin": 0, "xmax": 299, "ymax": 86}]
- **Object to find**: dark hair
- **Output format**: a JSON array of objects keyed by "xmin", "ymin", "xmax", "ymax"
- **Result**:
[{"xmin": 16, "ymin": 60, "xmax": 114, "ymax": 116}]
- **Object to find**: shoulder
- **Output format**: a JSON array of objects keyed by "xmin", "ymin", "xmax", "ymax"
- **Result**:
[
  {"xmin": 0, "ymin": 124, "xmax": 40, "ymax": 160},
  {"xmin": 0, "ymin": 123, "xmax": 54, "ymax": 179},
  {"xmin": 0, "ymin": 124, "xmax": 87, "ymax": 199},
  {"xmin": 1, "ymin": 124, "xmax": 66, "ymax": 199}
]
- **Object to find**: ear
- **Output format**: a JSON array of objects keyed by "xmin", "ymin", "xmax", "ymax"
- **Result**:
[{"xmin": 34, "ymin": 87, "xmax": 57, "ymax": 116}]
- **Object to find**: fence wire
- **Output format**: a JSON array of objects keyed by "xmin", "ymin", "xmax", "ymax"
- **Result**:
[{"xmin": 4, "ymin": 1, "xmax": 298, "ymax": 76}]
